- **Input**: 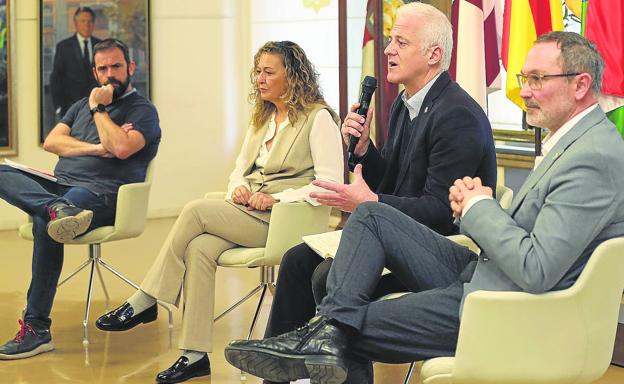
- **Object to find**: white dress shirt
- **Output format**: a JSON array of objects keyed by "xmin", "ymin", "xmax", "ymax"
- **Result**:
[
  {"xmin": 401, "ymin": 73, "xmax": 441, "ymax": 120},
  {"xmin": 77, "ymin": 34, "xmax": 93, "ymax": 64}
]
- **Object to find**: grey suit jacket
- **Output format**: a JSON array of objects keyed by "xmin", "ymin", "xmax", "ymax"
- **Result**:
[{"xmin": 460, "ymin": 106, "xmax": 624, "ymax": 310}]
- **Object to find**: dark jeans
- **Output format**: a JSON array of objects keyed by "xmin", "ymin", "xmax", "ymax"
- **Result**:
[
  {"xmin": 0, "ymin": 165, "xmax": 116, "ymax": 330},
  {"xmin": 264, "ymin": 244, "xmax": 407, "ymax": 339},
  {"xmin": 318, "ymin": 202, "xmax": 477, "ymax": 382}
]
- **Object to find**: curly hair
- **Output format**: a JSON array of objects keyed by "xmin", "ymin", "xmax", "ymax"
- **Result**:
[{"xmin": 249, "ymin": 41, "xmax": 327, "ymax": 129}]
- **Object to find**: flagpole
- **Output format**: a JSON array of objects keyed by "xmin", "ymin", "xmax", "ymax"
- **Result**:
[
  {"xmin": 373, "ymin": 0, "xmax": 385, "ymax": 149},
  {"xmin": 338, "ymin": 0, "xmax": 348, "ymax": 121}
]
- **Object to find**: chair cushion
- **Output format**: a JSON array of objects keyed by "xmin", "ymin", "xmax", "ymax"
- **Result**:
[
  {"xmin": 217, "ymin": 247, "xmax": 266, "ymax": 267},
  {"xmin": 421, "ymin": 357, "xmax": 454, "ymax": 384},
  {"xmin": 18, "ymin": 223, "xmax": 116, "ymax": 244}
]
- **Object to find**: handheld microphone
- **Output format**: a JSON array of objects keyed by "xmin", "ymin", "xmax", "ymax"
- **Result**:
[{"xmin": 347, "ymin": 76, "xmax": 377, "ymax": 162}]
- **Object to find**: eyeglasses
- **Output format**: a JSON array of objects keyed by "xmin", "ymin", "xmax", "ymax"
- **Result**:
[{"xmin": 516, "ymin": 73, "xmax": 581, "ymax": 90}]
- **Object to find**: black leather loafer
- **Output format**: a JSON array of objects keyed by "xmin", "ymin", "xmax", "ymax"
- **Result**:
[
  {"xmin": 156, "ymin": 354, "xmax": 211, "ymax": 383},
  {"xmin": 95, "ymin": 302, "xmax": 157, "ymax": 331}
]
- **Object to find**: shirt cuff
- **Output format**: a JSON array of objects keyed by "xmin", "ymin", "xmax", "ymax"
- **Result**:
[{"xmin": 462, "ymin": 195, "xmax": 494, "ymax": 218}]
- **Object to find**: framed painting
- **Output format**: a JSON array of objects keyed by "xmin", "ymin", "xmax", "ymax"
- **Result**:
[
  {"xmin": 39, "ymin": 0, "xmax": 150, "ymax": 141},
  {"xmin": 0, "ymin": 0, "xmax": 15, "ymax": 156}
]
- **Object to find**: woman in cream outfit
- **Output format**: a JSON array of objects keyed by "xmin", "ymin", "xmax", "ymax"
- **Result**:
[{"xmin": 95, "ymin": 41, "xmax": 344, "ymax": 383}]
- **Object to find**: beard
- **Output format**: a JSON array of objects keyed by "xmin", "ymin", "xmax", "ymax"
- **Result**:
[
  {"xmin": 107, "ymin": 76, "xmax": 131, "ymax": 100},
  {"xmin": 98, "ymin": 69, "xmax": 131, "ymax": 100}
]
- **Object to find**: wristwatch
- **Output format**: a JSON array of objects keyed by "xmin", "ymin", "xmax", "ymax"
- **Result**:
[{"xmin": 90, "ymin": 104, "xmax": 107, "ymax": 115}]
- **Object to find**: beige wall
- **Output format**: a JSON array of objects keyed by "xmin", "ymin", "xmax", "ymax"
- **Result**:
[{"xmin": 0, "ymin": 0, "xmax": 252, "ymax": 230}]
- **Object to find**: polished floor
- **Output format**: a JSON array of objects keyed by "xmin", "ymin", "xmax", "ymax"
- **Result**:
[{"xmin": 1, "ymin": 217, "xmax": 623, "ymax": 383}]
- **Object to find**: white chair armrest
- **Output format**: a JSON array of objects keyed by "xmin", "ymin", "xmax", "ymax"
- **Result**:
[
  {"xmin": 452, "ymin": 290, "xmax": 588, "ymax": 383},
  {"xmin": 263, "ymin": 202, "xmax": 331, "ymax": 266},
  {"xmin": 446, "ymin": 234, "xmax": 480, "ymax": 254},
  {"xmin": 108, "ymin": 181, "xmax": 151, "ymax": 240}
]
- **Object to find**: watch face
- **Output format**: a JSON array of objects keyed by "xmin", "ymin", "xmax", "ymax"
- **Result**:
[{"xmin": 97, "ymin": 104, "xmax": 106, "ymax": 112}]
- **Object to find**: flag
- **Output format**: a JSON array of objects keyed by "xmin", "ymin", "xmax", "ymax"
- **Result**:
[
  {"xmin": 501, "ymin": 0, "xmax": 563, "ymax": 109},
  {"xmin": 449, "ymin": 0, "xmax": 500, "ymax": 111},
  {"xmin": 582, "ymin": 0, "xmax": 624, "ymax": 137},
  {"xmin": 361, "ymin": 0, "xmax": 403, "ymax": 146}
]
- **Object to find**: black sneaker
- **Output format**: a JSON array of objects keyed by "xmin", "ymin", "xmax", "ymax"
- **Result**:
[
  {"xmin": 0, "ymin": 320, "xmax": 55, "ymax": 360},
  {"xmin": 47, "ymin": 202, "xmax": 93, "ymax": 242}
]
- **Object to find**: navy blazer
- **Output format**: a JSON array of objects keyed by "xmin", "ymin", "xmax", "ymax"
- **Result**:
[
  {"xmin": 50, "ymin": 34, "xmax": 102, "ymax": 117},
  {"xmin": 357, "ymin": 71, "xmax": 497, "ymax": 235}
]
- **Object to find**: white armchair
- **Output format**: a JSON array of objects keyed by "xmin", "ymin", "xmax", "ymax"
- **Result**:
[
  {"xmin": 205, "ymin": 193, "xmax": 331, "ymax": 338},
  {"xmin": 421, "ymin": 237, "xmax": 624, "ymax": 384},
  {"xmin": 18, "ymin": 161, "xmax": 173, "ymax": 345}
]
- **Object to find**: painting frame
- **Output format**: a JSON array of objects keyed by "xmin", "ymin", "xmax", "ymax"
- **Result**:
[
  {"xmin": 39, "ymin": 0, "xmax": 151, "ymax": 142},
  {"xmin": 0, "ymin": 0, "xmax": 16, "ymax": 157}
]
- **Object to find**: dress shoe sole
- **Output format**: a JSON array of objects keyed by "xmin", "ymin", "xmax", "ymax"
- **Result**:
[
  {"xmin": 0, "ymin": 341, "xmax": 55, "ymax": 360},
  {"xmin": 225, "ymin": 346, "xmax": 347, "ymax": 384},
  {"xmin": 95, "ymin": 313, "xmax": 157, "ymax": 332},
  {"xmin": 47, "ymin": 210, "xmax": 93, "ymax": 243},
  {"xmin": 155, "ymin": 367, "xmax": 211, "ymax": 384}
]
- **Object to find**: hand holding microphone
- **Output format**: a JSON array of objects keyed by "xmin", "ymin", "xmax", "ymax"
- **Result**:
[{"xmin": 342, "ymin": 76, "xmax": 377, "ymax": 163}]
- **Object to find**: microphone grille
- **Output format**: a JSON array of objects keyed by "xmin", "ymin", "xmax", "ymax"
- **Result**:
[{"xmin": 363, "ymin": 76, "xmax": 377, "ymax": 88}]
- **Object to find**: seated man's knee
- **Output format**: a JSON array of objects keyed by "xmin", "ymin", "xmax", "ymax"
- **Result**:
[
  {"xmin": 278, "ymin": 243, "xmax": 322, "ymax": 276},
  {"xmin": 311, "ymin": 258, "xmax": 333, "ymax": 305},
  {"xmin": 352, "ymin": 201, "xmax": 393, "ymax": 220}
]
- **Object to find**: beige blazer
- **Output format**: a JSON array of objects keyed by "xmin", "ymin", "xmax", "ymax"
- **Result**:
[{"xmin": 230, "ymin": 103, "xmax": 340, "ymax": 223}]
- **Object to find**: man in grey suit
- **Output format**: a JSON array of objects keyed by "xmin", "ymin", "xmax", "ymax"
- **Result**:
[{"xmin": 225, "ymin": 31, "xmax": 624, "ymax": 384}]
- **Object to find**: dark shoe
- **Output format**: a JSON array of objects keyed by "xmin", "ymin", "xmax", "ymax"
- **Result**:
[
  {"xmin": 156, "ymin": 354, "xmax": 211, "ymax": 383},
  {"xmin": 263, "ymin": 381, "xmax": 289, "ymax": 384},
  {"xmin": 225, "ymin": 315, "xmax": 348, "ymax": 384},
  {"xmin": 0, "ymin": 320, "xmax": 54, "ymax": 360},
  {"xmin": 95, "ymin": 302, "xmax": 157, "ymax": 331},
  {"xmin": 47, "ymin": 202, "xmax": 93, "ymax": 242}
]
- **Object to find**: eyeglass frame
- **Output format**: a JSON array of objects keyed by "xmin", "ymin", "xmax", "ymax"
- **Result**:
[{"xmin": 516, "ymin": 72, "xmax": 581, "ymax": 90}]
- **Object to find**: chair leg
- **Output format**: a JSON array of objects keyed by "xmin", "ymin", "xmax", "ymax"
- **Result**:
[
  {"xmin": 404, "ymin": 361, "xmax": 416, "ymax": 384},
  {"xmin": 239, "ymin": 283, "xmax": 271, "ymax": 381},
  {"xmin": 95, "ymin": 263, "xmax": 110, "ymax": 309},
  {"xmin": 247, "ymin": 284, "xmax": 268, "ymax": 341},
  {"xmin": 98, "ymin": 258, "xmax": 174, "ymax": 329},
  {"xmin": 215, "ymin": 266, "xmax": 275, "ymax": 381},
  {"xmin": 57, "ymin": 259, "xmax": 92, "ymax": 287},
  {"xmin": 214, "ymin": 284, "xmax": 264, "ymax": 322},
  {"xmin": 82, "ymin": 245, "xmax": 99, "ymax": 346}
]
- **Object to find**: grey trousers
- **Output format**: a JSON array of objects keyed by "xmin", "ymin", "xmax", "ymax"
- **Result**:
[{"xmin": 318, "ymin": 202, "xmax": 477, "ymax": 382}]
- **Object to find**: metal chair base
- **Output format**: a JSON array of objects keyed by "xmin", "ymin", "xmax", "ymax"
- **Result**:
[
  {"xmin": 215, "ymin": 265, "xmax": 275, "ymax": 380},
  {"xmin": 403, "ymin": 361, "xmax": 416, "ymax": 384},
  {"xmin": 57, "ymin": 243, "xmax": 174, "ymax": 345}
]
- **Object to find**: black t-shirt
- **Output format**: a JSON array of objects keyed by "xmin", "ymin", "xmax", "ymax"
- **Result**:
[{"xmin": 55, "ymin": 91, "xmax": 161, "ymax": 196}]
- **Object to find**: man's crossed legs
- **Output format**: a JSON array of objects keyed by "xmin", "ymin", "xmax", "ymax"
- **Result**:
[
  {"xmin": 0, "ymin": 165, "xmax": 115, "ymax": 359},
  {"xmin": 225, "ymin": 202, "xmax": 477, "ymax": 383}
]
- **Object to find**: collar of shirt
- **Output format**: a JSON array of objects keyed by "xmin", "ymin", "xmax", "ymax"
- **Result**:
[
  {"xmin": 106, "ymin": 89, "xmax": 137, "ymax": 113},
  {"xmin": 76, "ymin": 34, "xmax": 92, "ymax": 61},
  {"xmin": 401, "ymin": 73, "xmax": 441, "ymax": 120},
  {"xmin": 264, "ymin": 113, "xmax": 290, "ymax": 144},
  {"xmin": 533, "ymin": 104, "xmax": 598, "ymax": 169}
]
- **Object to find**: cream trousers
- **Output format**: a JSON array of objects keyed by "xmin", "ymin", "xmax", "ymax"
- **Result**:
[{"xmin": 140, "ymin": 197, "xmax": 269, "ymax": 352}]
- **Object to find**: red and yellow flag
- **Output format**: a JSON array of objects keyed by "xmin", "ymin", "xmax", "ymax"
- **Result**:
[
  {"xmin": 582, "ymin": 0, "xmax": 624, "ymax": 136},
  {"xmin": 501, "ymin": 0, "xmax": 563, "ymax": 109}
]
